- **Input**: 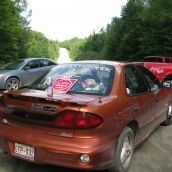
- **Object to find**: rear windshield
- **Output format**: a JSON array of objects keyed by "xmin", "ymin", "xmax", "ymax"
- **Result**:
[{"xmin": 31, "ymin": 63, "xmax": 115, "ymax": 96}]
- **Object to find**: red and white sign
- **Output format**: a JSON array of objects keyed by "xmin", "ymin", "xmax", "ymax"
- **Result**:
[{"xmin": 52, "ymin": 78, "xmax": 77, "ymax": 93}]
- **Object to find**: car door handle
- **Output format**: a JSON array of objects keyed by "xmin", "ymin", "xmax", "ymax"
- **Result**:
[{"xmin": 133, "ymin": 105, "xmax": 140, "ymax": 112}]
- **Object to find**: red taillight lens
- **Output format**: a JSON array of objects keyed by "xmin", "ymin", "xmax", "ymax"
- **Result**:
[{"xmin": 55, "ymin": 111, "xmax": 103, "ymax": 129}]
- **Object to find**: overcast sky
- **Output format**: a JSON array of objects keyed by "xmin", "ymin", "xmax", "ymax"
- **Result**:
[{"xmin": 28, "ymin": 0, "xmax": 127, "ymax": 41}]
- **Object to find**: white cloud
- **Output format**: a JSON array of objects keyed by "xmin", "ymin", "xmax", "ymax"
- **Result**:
[{"xmin": 28, "ymin": 0, "xmax": 127, "ymax": 41}]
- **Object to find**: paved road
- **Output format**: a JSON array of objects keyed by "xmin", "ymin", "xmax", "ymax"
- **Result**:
[{"xmin": 0, "ymin": 125, "xmax": 172, "ymax": 172}]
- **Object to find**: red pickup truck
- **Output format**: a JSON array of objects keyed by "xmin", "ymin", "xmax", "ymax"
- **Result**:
[{"xmin": 141, "ymin": 56, "xmax": 172, "ymax": 82}]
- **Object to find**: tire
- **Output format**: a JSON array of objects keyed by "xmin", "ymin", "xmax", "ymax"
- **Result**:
[
  {"xmin": 108, "ymin": 127, "xmax": 135, "ymax": 172},
  {"xmin": 162, "ymin": 103, "xmax": 172, "ymax": 126},
  {"xmin": 5, "ymin": 77, "xmax": 20, "ymax": 90}
]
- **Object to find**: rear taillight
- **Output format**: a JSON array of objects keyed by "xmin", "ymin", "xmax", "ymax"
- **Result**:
[
  {"xmin": 0, "ymin": 101, "xmax": 5, "ymax": 116},
  {"xmin": 54, "ymin": 111, "xmax": 103, "ymax": 129}
]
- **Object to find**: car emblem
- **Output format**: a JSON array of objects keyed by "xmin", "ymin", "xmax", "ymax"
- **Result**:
[{"xmin": 32, "ymin": 104, "xmax": 56, "ymax": 112}]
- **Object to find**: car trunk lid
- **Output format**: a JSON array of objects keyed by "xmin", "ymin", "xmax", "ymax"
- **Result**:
[{"xmin": 2, "ymin": 89, "xmax": 100, "ymax": 138}]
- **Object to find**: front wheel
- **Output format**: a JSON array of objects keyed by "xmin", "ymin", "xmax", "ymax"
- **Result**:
[
  {"xmin": 108, "ymin": 127, "xmax": 135, "ymax": 172},
  {"xmin": 5, "ymin": 77, "xmax": 20, "ymax": 90}
]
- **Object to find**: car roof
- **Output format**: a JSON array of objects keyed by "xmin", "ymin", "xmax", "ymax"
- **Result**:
[
  {"xmin": 20, "ymin": 58, "xmax": 55, "ymax": 62},
  {"xmin": 65, "ymin": 60, "xmax": 129, "ymax": 66}
]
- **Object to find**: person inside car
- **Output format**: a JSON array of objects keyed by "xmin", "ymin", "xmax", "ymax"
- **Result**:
[{"xmin": 81, "ymin": 78, "xmax": 104, "ymax": 91}]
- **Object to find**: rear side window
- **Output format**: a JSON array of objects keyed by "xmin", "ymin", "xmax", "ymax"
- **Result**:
[
  {"xmin": 48, "ymin": 61, "xmax": 56, "ymax": 65},
  {"xmin": 40, "ymin": 60, "xmax": 49, "ymax": 67},
  {"xmin": 26, "ymin": 60, "xmax": 40, "ymax": 69},
  {"xmin": 136, "ymin": 65, "xmax": 161, "ymax": 91},
  {"xmin": 40, "ymin": 59, "xmax": 56, "ymax": 67},
  {"xmin": 125, "ymin": 65, "xmax": 149, "ymax": 95}
]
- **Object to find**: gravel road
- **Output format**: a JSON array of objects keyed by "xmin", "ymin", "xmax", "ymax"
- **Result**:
[
  {"xmin": 0, "ymin": 125, "xmax": 172, "ymax": 172},
  {"xmin": 57, "ymin": 48, "xmax": 71, "ymax": 64}
]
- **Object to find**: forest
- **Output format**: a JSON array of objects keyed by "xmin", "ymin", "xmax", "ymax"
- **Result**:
[
  {"xmin": 0, "ymin": 0, "xmax": 59, "ymax": 65},
  {"xmin": 0, "ymin": 0, "xmax": 172, "ymax": 64},
  {"xmin": 62, "ymin": 0, "xmax": 172, "ymax": 61}
]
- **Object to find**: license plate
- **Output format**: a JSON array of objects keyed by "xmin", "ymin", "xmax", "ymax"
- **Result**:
[{"xmin": 14, "ymin": 143, "xmax": 35, "ymax": 161}]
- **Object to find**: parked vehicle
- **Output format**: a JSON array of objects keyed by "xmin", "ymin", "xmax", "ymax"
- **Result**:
[
  {"xmin": 0, "ymin": 61, "xmax": 171, "ymax": 172},
  {"xmin": 0, "ymin": 58, "xmax": 57, "ymax": 90},
  {"xmin": 141, "ymin": 56, "xmax": 172, "ymax": 82}
]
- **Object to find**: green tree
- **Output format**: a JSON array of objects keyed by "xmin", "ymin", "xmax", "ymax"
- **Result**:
[
  {"xmin": 100, "ymin": 18, "xmax": 121, "ymax": 60},
  {"xmin": 75, "ymin": 30, "xmax": 106, "ymax": 60},
  {"xmin": 61, "ymin": 0, "xmax": 172, "ymax": 62},
  {"xmin": 0, "ymin": 0, "xmax": 22, "ymax": 63},
  {"xmin": 60, "ymin": 38, "xmax": 86, "ymax": 60},
  {"xmin": 116, "ymin": 0, "xmax": 144, "ymax": 61},
  {"xmin": 140, "ymin": 0, "xmax": 172, "ymax": 56},
  {"xmin": 27, "ymin": 30, "xmax": 59, "ymax": 59},
  {"xmin": 18, "ymin": 0, "xmax": 32, "ymax": 58}
]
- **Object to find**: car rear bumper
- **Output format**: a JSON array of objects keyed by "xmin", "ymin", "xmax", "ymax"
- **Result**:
[{"xmin": 0, "ymin": 119, "xmax": 118, "ymax": 170}]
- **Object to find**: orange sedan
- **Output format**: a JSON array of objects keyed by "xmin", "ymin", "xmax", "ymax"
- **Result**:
[{"xmin": 0, "ymin": 61, "xmax": 172, "ymax": 172}]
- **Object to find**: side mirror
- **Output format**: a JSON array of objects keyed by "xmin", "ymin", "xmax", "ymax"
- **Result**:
[
  {"xmin": 162, "ymin": 81, "xmax": 171, "ymax": 88},
  {"xmin": 150, "ymin": 84, "xmax": 159, "ymax": 92}
]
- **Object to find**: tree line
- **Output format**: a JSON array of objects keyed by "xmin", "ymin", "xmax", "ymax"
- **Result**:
[
  {"xmin": 1, "ymin": 0, "xmax": 172, "ymax": 64},
  {"xmin": 0, "ymin": 0, "xmax": 59, "ymax": 65},
  {"xmin": 61, "ymin": 0, "xmax": 172, "ymax": 62}
]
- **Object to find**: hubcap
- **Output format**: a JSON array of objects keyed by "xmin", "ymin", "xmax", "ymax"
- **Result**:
[
  {"xmin": 6, "ymin": 78, "xmax": 19, "ymax": 90},
  {"xmin": 120, "ymin": 136, "xmax": 133, "ymax": 168},
  {"xmin": 168, "ymin": 105, "xmax": 172, "ymax": 117}
]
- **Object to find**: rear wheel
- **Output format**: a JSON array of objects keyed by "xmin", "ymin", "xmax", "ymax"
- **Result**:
[
  {"xmin": 108, "ymin": 127, "xmax": 135, "ymax": 172},
  {"xmin": 163, "ymin": 103, "xmax": 172, "ymax": 126},
  {"xmin": 5, "ymin": 77, "xmax": 20, "ymax": 90}
]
